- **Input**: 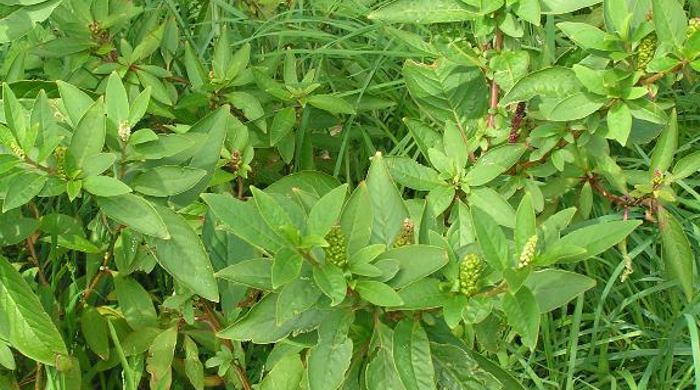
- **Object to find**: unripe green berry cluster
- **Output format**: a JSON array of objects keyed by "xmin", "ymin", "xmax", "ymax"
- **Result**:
[
  {"xmin": 393, "ymin": 218, "xmax": 415, "ymax": 248},
  {"xmin": 518, "ymin": 235, "xmax": 538, "ymax": 268},
  {"xmin": 689, "ymin": 17, "xmax": 700, "ymax": 38},
  {"xmin": 10, "ymin": 142, "xmax": 24, "ymax": 160},
  {"xmin": 324, "ymin": 225, "xmax": 348, "ymax": 267},
  {"xmin": 54, "ymin": 146, "xmax": 67, "ymax": 178},
  {"xmin": 459, "ymin": 253, "xmax": 482, "ymax": 297},
  {"xmin": 636, "ymin": 34, "xmax": 657, "ymax": 71}
]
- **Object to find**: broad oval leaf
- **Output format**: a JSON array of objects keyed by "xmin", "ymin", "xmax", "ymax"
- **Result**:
[
  {"xmin": 368, "ymin": 0, "xmax": 479, "ymax": 24},
  {"xmin": 0, "ymin": 255, "xmax": 68, "ymax": 366},
  {"xmin": 96, "ymin": 194, "xmax": 170, "ymax": 239},
  {"xmin": 524, "ymin": 269, "xmax": 596, "ymax": 312},
  {"xmin": 147, "ymin": 205, "xmax": 219, "ymax": 302},
  {"xmin": 501, "ymin": 67, "xmax": 580, "ymax": 105},
  {"xmin": 131, "ymin": 166, "xmax": 206, "ymax": 197}
]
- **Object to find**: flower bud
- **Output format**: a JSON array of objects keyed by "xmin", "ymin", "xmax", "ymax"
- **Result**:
[
  {"xmin": 518, "ymin": 234, "xmax": 538, "ymax": 268},
  {"xmin": 393, "ymin": 218, "xmax": 415, "ymax": 248}
]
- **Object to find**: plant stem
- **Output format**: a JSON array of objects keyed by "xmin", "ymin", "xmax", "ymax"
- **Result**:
[
  {"xmin": 201, "ymin": 303, "xmax": 252, "ymax": 390},
  {"xmin": 487, "ymin": 30, "xmax": 504, "ymax": 129}
]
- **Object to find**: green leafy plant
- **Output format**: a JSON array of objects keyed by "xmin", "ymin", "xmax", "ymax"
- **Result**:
[{"xmin": 0, "ymin": 0, "xmax": 698, "ymax": 389}]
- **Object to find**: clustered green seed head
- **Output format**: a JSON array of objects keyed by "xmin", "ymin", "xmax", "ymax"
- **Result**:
[
  {"xmin": 324, "ymin": 225, "xmax": 348, "ymax": 267},
  {"xmin": 54, "ymin": 146, "xmax": 66, "ymax": 178},
  {"xmin": 518, "ymin": 234, "xmax": 538, "ymax": 269},
  {"xmin": 651, "ymin": 169, "xmax": 664, "ymax": 186},
  {"xmin": 10, "ymin": 142, "xmax": 24, "ymax": 160},
  {"xmin": 393, "ymin": 218, "xmax": 415, "ymax": 248},
  {"xmin": 459, "ymin": 253, "xmax": 482, "ymax": 297},
  {"xmin": 689, "ymin": 17, "xmax": 700, "ymax": 38},
  {"xmin": 636, "ymin": 34, "xmax": 657, "ymax": 71}
]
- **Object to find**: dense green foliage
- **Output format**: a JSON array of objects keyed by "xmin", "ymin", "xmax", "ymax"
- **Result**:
[{"xmin": 0, "ymin": 0, "xmax": 699, "ymax": 389}]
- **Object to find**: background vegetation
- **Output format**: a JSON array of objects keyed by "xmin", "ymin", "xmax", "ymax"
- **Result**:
[{"xmin": 0, "ymin": 0, "xmax": 699, "ymax": 389}]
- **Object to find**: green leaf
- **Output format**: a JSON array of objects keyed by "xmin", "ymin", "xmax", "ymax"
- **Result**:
[
  {"xmin": 541, "ymin": 92, "xmax": 607, "ymax": 122},
  {"xmin": 128, "ymin": 87, "xmax": 151, "ymax": 126},
  {"xmin": 471, "ymin": 207, "xmax": 509, "ymax": 271},
  {"xmin": 366, "ymin": 152, "xmax": 410, "ymax": 246},
  {"xmin": 276, "ymin": 278, "xmax": 322, "ymax": 325},
  {"xmin": 427, "ymin": 185, "xmax": 456, "ymax": 217},
  {"xmin": 431, "ymin": 343, "xmax": 504, "ymax": 388},
  {"xmin": 387, "ymin": 157, "xmax": 444, "ymax": 191},
  {"xmin": 270, "ymin": 107, "xmax": 296, "ymax": 145},
  {"xmin": 515, "ymin": 192, "xmax": 536, "ymax": 256},
  {"xmin": 366, "ymin": 326, "xmax": 405, "ymax": 390},
  {"xmin": 443, "ymin": 121, "xmax": 469, "ymax": 170},
  {"xmin": 0, "ymin": 212, "xmax": 38, "ymax": 246},
  {"xmin": 469, "ymin": 186, "xmax": 516, "ymax": 228},
  {"xmin": 131, "ymin": 166, "xmax": 207, "ymax": 197},
  {"xmin": 96, "ymin": 194, "xmax": 169, "ymax": 239},
  {"xmin": 502, "ymin": 287, "xmax": 540, "ymax": 350},
  {"xmin": 604, "ymin": 0, "xmax": 630, "ymax": 38},
  {"xmin": 80, "ymin": 307, "xmax": 110, "ymax": 360},
  {"xmin": 368, "ymin": 0, "xmax": 478, "ymax": 23},
  {"xmin": 56, "ymin": 81, "xmax": 94, "ymax": 128},
  {"xmin": 658, "ymin": 208, "xmax": 694, "ymax": 301},
  {"xmin": 218, "ymin": 294, "xmax": 324, "ymax": 343},
  {"xmin": 393, "ymin": 319, "xmax": 436, "ymax": 390},
  {"xmin": 652, "ymin": 0, "xmax": 687, "ymax": 48},
  {"xmin": 2, "ymin": 83, "xmax": 27, "ymax": 147},
  {"xmin": 607, "ymin": 101, "xmax": 633, "ymax": 146},
  {"xmin": 202, "ymin": 193, "xmax": 286, "ymax": 253},
  {"xmin": 0, "ymin": 255, "xmax": 68, "ymax": 365},
  {"xmin": 672, "ymin": 151, "xmax": 700, "ymax": 180},
  {"xmin": 490, "ymin": 51, "xmax": 531, "ymax": 92},
  {"xmin": 83, "ymin": 176, "xmax": 132, "ymax": 197},
  {"xmin": 183, "ymin": 336, "xmax": 204, "ymax": 390},
  {"xmin": 557, "ymin": 22, "xmax": 621, "ymax": 51},
  {"xmin": 313, "ymin": 263, "xmax": 347, "ymax": 305},
  {"xmin": 0, "ymin": 340, "xmax": 15, "ymax": 370},
  {"xmin": 266, "ymin": 171, "xmax": 341, "ymax": 198},
  {"xmin": 524, "ymin": 269, "xmax": 596, "ymax": 312},
  {"xmin": 272, "ymin": 248, "xmax": 303, "ymax": 289},
  {"xmin": 340, "ymin": 183, "xmax": 373, "ymax": 254},
  {"xmin": 2, "ymin": 171, "xmax": 46, "ymax": 212},
  {"xmin": 307, "ymin": 311, "xmax": 354, "ymax": 390},
  {"xmin": 554, "ymin": 220, "xmax": 642, "ymax": 263},
  {"xmin": 68, "ymin": 99, "xmax": 106, "ymax": 169},
  {"xmin": 0, "ymin": 0, "xmax": 62, "ymax": 43},
  {"xmin": 216, "ymin": 258, "xmax": 273, "ymax": 290},
  {"xmin": 306, "ymin": 184, "xmax": 348, "ymax": 237},
  {"xmin": 170, "ymin": 107, "xmax": 228, "ymax": 206},
  {"xmin": 540, "ymin": 0, "xmax": 602, "ymax": 14},
  {"xmin": 355, "ymin": 280, "xmax": 404, "ymax": 307},
  {"xmin": 252, "ymin": 186, "xmax": 296, "ymax": 233},
  {"xmin": 148, "ymin": 205, "xmax": 219, "ymax": 302},
  {"xmin": 260, "ymin": 353, "xmax": 304, "ymax": 390},
  {"xmin": 105, "ymin": 72, "xmax": 129, "ymax": 128},
  {"xmin": 114, "ymin": 276, "xmax": 158, "ymax": 329},
  {"xmin": 130, "ymin": 22, "xmax": 165, "ymax": 63},
  {"xmin": 228, "ymin": 91, "xmax": 266, "ymax": 131},
  {"xmin": 649, "ymin": 109, "xmax": 678, "ymax": 174},
  {"xmin": 395, "ymin": 278, "xmax": 449, "ymax": 310},
  {"xmin": 403, "ymin": 58, "xmax": 488, "ymax": 121},
  {"xmin": 466, "ymin": 144, "xmax": 526, "ymax": 186},
  {"xmin": 146, "ymin": 325, "xmax": 177, "ymax": 389},
  {"xmin": 379, "ymin": 245, "xmax": 448, "ymax": 288},
  {"xmin": 513, "ymin": 0, "xmax": 541, "ymax": 25},
  {"xmin": 306, "ymin": 94, "xmax": 356, "ymax": 115},
  {"xmin": 501, "ymin": 67, "xmax": 580, "ymax": 105}
]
